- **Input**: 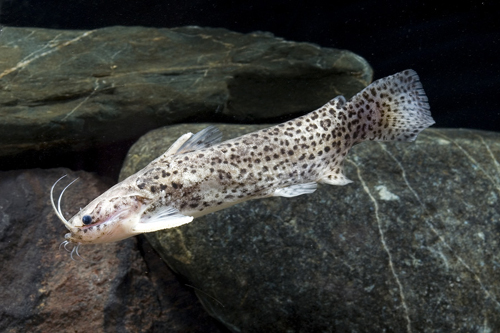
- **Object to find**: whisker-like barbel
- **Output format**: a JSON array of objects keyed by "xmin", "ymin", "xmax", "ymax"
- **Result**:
[
  {"xmin": 62, "ymin": 241, "xmax": 97, "ymax": 263},
  {"xmin": 58, "ymin": 177, "xmax": 79, "ymax": 224},
  {"xmin": 50, "ymin": 175, "xmax": 79, "ymax": 230},
  {"xmin": 75, "ymin": 244, "xmax": 85, "ymax": 261},
  {"xmin": 52, "ymin": 176, "xmax": 86, "ymax": 261},
  {"xmin": 59, "ymin": 240, "xmax": 69, "ymax": 251},
  {"xmin": 50, "ymin": 175, "xmax": 66, "ymax": 223},
  {"xmin": 70, "ymin": 246, "xmax": 78, "ymax": 261}
]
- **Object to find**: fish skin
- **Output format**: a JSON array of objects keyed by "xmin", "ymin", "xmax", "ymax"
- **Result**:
[{"xmin": 57, "ymin": 69, "xmax": 434, "ymax": 245}]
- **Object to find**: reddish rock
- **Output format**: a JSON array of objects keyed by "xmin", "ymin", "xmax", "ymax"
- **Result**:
[{"xmin": 0, "ymin": 168, "xmax": 225, "ymax": 332}]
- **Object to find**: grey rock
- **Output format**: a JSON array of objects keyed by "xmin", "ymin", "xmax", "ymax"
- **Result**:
[
  {"xmin": 0, "ymin": 168, "xmax": 226, "ymax": 333},
  {"xmin": 0, "ymin": 25, "xmax": 371, "ymax": 158},
  {"xmin": 120, "ymin": 124, "xmax": 500, "ymax": 332}
]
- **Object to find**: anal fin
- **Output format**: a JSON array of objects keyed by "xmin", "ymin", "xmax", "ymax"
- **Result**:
[
  {"xmin": 273, "ymin": 182, "xmax": 317, "ymax": 198},
  {"xmin": 318, "ymin": 166, "xmax": 352, "ymax": 186},
  {"xmin": 134, "ymin": 206, "xmax": 194, "ymax": 233}
]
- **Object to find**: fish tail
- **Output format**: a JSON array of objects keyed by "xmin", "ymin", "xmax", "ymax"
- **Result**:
[{"xmin": 349, "ymin": 69, "xmax": 434, "ymax": 143}]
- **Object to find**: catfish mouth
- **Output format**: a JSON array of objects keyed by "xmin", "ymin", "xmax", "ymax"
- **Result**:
[{"xmin": 79, "ymin": 209, "xmax": 130, "ymax": 230}]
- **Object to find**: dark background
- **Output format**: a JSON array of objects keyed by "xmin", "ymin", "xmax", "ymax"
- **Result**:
[{"xmin": 1, "ymin": 0, "xmax": 498, "ymax": 132}]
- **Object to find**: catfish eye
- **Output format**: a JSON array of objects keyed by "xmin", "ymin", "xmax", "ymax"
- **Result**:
[{"xmin": 82, "ymin": 215, "xmax": 92, "ymax": 225}]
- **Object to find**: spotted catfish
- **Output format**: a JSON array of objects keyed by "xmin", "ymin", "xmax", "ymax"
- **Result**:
[{"xmin": 52, "ymin": 69, "xmax": 434, "ymax": 254}]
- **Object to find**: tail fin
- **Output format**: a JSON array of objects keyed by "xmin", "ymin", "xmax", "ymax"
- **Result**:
[{"xmin": 349, "ymin": 69, "xmax": 434, "ymax": 143}]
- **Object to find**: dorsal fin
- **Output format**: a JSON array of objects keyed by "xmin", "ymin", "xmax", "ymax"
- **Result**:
[
  {"xmin": 175, "ymin": 126, "xmax": 222, "ymax": 154},
  {"xmin": 163, "ymin": 132, "xmax": 194, "ymax": 157}
]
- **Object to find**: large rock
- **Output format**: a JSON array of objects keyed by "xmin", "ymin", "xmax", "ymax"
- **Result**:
[
  {"xmin": 120, "ymin": 125, "xmax": 500, "ymax": 332},
  {"xmin": 0, "ymin": 25, "xmax": 371, "ymax": 159},
  {"xmin": 0, "ymin": 168, "xmax": 226, "ymax": 332}
]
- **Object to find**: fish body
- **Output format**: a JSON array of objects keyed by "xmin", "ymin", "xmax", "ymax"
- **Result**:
[{"xmin": 52, "ymin": 70, "xmax": 434, "ymax": 246}]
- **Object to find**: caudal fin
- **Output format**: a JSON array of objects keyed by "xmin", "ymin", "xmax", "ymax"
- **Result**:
[{"xmin": 349, "ymin": 69, "xmax": 435, "ymax": 143}]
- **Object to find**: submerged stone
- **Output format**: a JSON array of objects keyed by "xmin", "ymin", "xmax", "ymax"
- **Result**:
[
  {"xmin": 0, "ymin": 25, "xmax": 371, "ymax": 159},
  {"xmin": 121, "ymin": 125, "xmax": 500, "ymax": 332}
]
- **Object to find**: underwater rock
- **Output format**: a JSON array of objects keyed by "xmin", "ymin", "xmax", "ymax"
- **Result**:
[
  {"xmin": 0, "ymin": 168, "xmax": 225, "ymax": 333},
  {"xmin": 120, "ymin": 124, "xmax": 500, "ymax": 332},
  {"xmin": 0, "ymin": 25, "xmax": 371, "ymax": 159}
]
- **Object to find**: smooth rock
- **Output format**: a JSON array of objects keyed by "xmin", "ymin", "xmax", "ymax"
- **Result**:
[
  {"xmin": 0, "ymin": 25, "xmax": 371, "ymax": 158},
  {"xmin": 0, "ymin": 168, "xmax": 226, "ymax": 332},
  {"xmin": 120, "ymin": 124, "xmax": 500, "ymax": 332}
]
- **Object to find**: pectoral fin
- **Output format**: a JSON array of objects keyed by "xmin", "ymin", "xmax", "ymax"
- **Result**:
[{"xmin": 134, "ymin": 206, "xmax": 194, "ymax": 233}]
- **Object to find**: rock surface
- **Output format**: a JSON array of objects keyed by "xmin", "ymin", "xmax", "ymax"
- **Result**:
[
  {"xmin": 120, "ymin": 124, "xmax": 500, "ymax": 332},
  {"xmin": 0, "ymin": 168, "xmax": 226, "ymax": 333},
  {"xmin": 0, "ymin": 25, "xmax": 371, "ymax": 159}
]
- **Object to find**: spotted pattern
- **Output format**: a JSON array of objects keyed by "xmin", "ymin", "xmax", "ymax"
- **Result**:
[
  {"xmin": 66, "ymin": 70, "xmax": 434, "ymax": 244},
  {"xmin": 132, "ymin": 69, "xmax": 433, "ymax": 216}
]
